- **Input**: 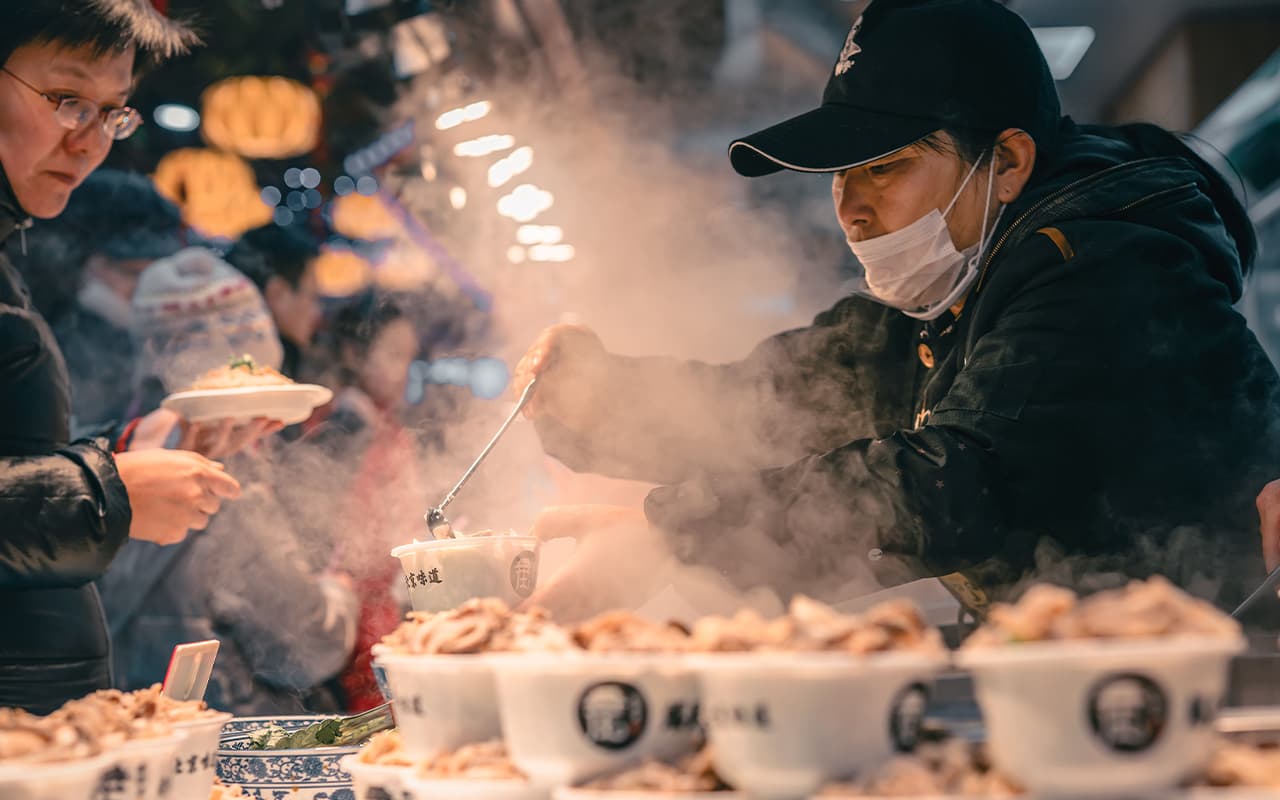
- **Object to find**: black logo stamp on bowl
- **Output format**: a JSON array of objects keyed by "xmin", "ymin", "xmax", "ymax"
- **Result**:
[
  {"xmin": 510, "ymin": 550, "xmax": 537, "ymax": 598},
  {"xmin": 1189, "ymin": 694, "xmax": 1221, "ymax": 727},
  {"xmin": 1087, "ymin": 673, "xmax": 1168, "ymax": 753},
  {"xmin": 577, "ymin": 681, "xmax": 648, "ymax": 750},
  {"xmin": 889, "ymin": 682, "xmax": 930, "ymax": 752}
]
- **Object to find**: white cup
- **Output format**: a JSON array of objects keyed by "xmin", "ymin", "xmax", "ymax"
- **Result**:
[
  {"xmin": 0, "ymin": 754, "xmax": 112, "ymax": 800},
  {"xmin": 693, "ymin": 651, "xmax": 947, "ymax": 799},
  {"xmin": 492, "ymin": 653, "xmax": 702, "ymax": 788},
  {"xmin": 956, "ymin": 635, "xmax": 1245, "ymax": 797},
  {"xmin": 98, "ymin": 732, "xmax": 186, "ymax": 800},
  {"xmin": 391, "ymin": 537, "xmax": 540, "ymax": 613},
  {"xmin": 375, "ymin": 653, "xmax": 502, "ymax": 759},
  {"xmin": 168, "ymin": 712, "xmax": 232, "ymax": 800}
]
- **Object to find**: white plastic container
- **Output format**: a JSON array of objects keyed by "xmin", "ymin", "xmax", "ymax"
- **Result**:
[
  {"xmin": 406, "ymin": 775, "xmax": 550, "ymax": 800},
  {"xmin": 342, "ymin": 755, "xmax": 416, "ymax": 800},
  {"xmin": 0, "ymin": 755, "xmax": 111, "ymax": 800},
  {"xmin": 168, "ymin": 711, "xmax": 232, "ymax": 800},
  {"xmin": 554, "ymin": 789, "xmax": 746, "ymax": 800},
  {"xmin": 492, "ymin": 653, "xmax": 702, "ymax": 788},
  {"xmin": 957, "ymin": 635, "xmax": 1246, "ymax": 797},
  {"xmin": 98, "ymin": 732, "xmax": 186, "ymax": 800},
  {"xmin": 693, "ymin": 651, "xmax": 947, "ymax": 799},
  {"xmin": 391, "ymin": 536, "xmax": 540, "ymax": 613},
  {"xmin": 374, "ymin": 652, "xmax": 502, "ymax": 759}
]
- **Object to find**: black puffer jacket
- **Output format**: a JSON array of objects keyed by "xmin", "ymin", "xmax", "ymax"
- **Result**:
[
  {"xmin": 534, "ymin": 120, "xmax": 1280, "ymax": 612},
  {"xmin": 0, "ymin": 167, "xmax": 132, "ymax": 713}
]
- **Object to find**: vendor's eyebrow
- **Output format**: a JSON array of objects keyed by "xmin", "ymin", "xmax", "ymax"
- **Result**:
[{"xmin": 47, "ymin": 63, "xmax": 132, "ymax": 100}]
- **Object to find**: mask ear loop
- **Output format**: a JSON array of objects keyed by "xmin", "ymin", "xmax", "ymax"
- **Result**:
[
  {"xmin": 941, "ymin": 153, "xmax": 986, "ymax": 220},
  {"xmin": 970, "ymin": 154, "xmax": 1001, "ymax": 269}
]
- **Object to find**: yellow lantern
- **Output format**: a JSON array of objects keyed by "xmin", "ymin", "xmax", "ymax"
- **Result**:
[
  {"xmin": 152, "ymin": 148, "xmax": 272, "ymax": 240},
  {"xmin": 331, "ymin": 193, "xmax": 401, "ymax": 240},
  {"xmin": 313, "ymin": 248, "xmax": 372, "ymax": 297},
  {"xmin": 201, "ymin": 75, "xmax": 321, "ymax": 160}
]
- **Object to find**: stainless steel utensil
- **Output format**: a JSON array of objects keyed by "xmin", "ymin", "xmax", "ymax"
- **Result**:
[
  {"xmin": 425, "ymin": 377, "xmax": 538, "ymax": 539},
  {"xmin": 1231, "ymin": 564, "xmax": 1280, "ymax": 620}
]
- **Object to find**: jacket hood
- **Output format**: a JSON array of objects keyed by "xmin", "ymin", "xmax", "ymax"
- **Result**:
[{"xmin": 1003, "ymin": 116, "xmax": 1256, "ymax": 303}]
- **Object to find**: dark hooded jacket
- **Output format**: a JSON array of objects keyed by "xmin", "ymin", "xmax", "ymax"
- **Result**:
[
  {"xmin": 0, "ymin": 167, "xmax": 132, "ymax": 713},
  {"xmin": 533, "ymin": 120, "xmax": 1280, "ymax": 613}
]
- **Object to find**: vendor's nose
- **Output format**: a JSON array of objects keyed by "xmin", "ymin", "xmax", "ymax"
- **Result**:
[{"xmin": 833, "ymin": 172, "xmax": 873, "ymax": 235}]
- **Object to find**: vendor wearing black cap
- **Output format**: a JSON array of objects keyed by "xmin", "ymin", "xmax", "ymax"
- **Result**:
[{"xmin": 514, "ymin": 0, "xmax": 1280, "ymax": 618}]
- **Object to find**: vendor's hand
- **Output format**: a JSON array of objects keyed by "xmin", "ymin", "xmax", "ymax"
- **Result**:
[
  {"xmin": 114, "ymin": 449, "xmax": 243, "ymax": 545},
  {"xmin": 512, "ymin": 324, "xmax": 607, "ymax": 421},
  {"xmin": 1258, "ymin": 479, "xmax": 1280, "ymax": 572},
  {"xmin": 129, "ymin": 409, "xmax": 283, "ymax": 459},
  {"xmin": 523, "ymin": 504, "xmax": 671, "ymax": 621}
]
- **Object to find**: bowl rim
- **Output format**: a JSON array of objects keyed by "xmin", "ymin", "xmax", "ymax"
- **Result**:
[
  {"xmin": 391, "ymin": 535, "xmax": 539, "ymax": 558},
  {"xmin": 218, "ymin": 715, "xmax": 364, "ymax": 755},
  {"xmin": 684, "ymin": 648, "xmax": 950, "ymax": 672},
  {"xmin": 169, "ymin": 710, "xmax": 235, "ymax": 729},
  {"xmin": 955, "ymin": 633, "xmax": 1247, "ymax": 667},
  {"xmin": 339, "ymin": 754, "xmax": 416, "ymax": 774},
  {"xmin": 484, "ymin": 651, "xmax": 699, "ymax": 668}
]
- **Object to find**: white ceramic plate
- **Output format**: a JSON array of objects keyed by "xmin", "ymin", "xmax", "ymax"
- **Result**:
[{"xmin": 161, "ymin": 384, "xmax": 333, "ymax": 425}]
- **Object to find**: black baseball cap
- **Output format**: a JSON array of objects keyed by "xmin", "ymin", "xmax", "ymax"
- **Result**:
[{"xmin": 729, "ymin": 0, "xmax": 1061, "ymax": 177}]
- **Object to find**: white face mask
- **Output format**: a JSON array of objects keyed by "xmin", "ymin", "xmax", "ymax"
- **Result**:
[{"xmin": 843, "ymin": 153, "xmax": 1001, "ymax": 320}]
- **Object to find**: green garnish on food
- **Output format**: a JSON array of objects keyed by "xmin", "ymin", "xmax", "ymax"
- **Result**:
[
  {"xmin": 228, "ymin": 354, "xmax": 259, "ymax": 371},
  {"xmin": 247, "ymin": 703, "xmax": 396, "ymax": 750}
]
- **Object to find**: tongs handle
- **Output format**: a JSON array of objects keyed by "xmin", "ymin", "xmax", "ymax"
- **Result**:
[
  {"xmin": 1231, "ymin": 564, "xmax": 1280, "ymax": 620},
  {"xmin": 434, "ymin": 377, "xmax": 538, "ymax": 518}
]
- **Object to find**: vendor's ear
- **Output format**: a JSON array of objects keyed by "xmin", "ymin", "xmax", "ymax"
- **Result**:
[{"xmin": 993, "ymin": 128, "xmax": 1036, "ymax": 204}]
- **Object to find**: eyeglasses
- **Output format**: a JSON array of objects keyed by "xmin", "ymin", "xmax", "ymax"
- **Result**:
[{"xmin": 2, "ymin": 67, "xmax": 141, "ymax": 141}]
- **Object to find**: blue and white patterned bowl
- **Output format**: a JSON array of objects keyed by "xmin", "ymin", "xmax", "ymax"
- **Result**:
[{"xmin": 217, "ymin": 715, "xmax": 359, "ymax": 800}]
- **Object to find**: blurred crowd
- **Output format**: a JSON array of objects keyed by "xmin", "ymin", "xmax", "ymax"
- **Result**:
[{"xmin": 10, "ymin": 167, "xmax": 438, "ymax": 716}]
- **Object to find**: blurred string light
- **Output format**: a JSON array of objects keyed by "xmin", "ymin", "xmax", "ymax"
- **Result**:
[
  {"xmin": 273, "ymin": 207, "xmax": 294, "ymax": 226},
  {"xmin": 406, "ymin": 356, "xmax": 510, "ymax": 403},
  {"xmin": 303, "ymin": 188, "xmax": 323, "ymax": 209},
  {"xmin": 497, "ymin": 184, "xmax": 553, "ymax": 223},
  {"xmin": 528, "ymin": 244, "xmax": 575, "ymax": 263},
  {"xmin": 284, "ymin": 168, "xmax": 303, "ymax": 189},
  {"xmin": 515, "ymin": 224, "xmax": 562, "ymax": 245},
  {"xmin": 434, "ymin": 100, "xmax": 492, "ymax": 131},
  {"xmin": 356, "ymin": 176, "xmax": 379, "ymax": 195},
  {"xmin": 454, "ymin": 135, "xmax": 514, "ymax": 158},
  {"xmin": 286, "ymin": 191, "xmax": 306, "ymax": 211},
  {"xmin": 487, "ymin": 146, "xmax": 533, "ymax": 188},
  {"xmin": 334, "ymin": 175, "xmax": 356, "ymax": 196},
  {"xmin": 449, "ymin": 186, "xmax": 468, "ymax": 210},
  {"xmin": 153, "ymin": 103, "xmax": 200, "ymax": 132},
  {"xmin": 300, "ymin": 168, "xmax": 322, "ymax": 189},
  {"xmin": 506, "ymin": 246, "xmax": 526, "ymax": 264},
  {"xmin": 261, "ymin": 186, "xmax": 282, "ymax": 206}
]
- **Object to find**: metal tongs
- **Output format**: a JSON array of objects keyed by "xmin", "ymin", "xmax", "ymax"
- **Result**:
[
  {"xmin": 1231, "ymin": 563, "xmax": 1280, "ymax": 621},
  {"xmin": 425, "ymin": 377, "xmax": 538, "ymax": 539}
]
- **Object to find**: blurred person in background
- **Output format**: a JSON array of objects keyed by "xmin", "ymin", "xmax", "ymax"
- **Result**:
[
  {"xmin": 0, "ymin": 0, "xmax": 249, "ymax": 713},
  {"xmin": 284, "ymin": 293, "xmax": 423, "ymax": 712},
  {"xmin": 99, "ymin": 247, "xmax": 358, "ymax": 715},
  {"xmin": 52, "ymin": 168, "xmax": 186, "ymax": 428},
  {"xmin": 225, "ymin": 223, "xmax": 323, "ymax": 381},
  {"xmin": 513, "ymin": 0, "xmax": 1280, "ymax": 621}
]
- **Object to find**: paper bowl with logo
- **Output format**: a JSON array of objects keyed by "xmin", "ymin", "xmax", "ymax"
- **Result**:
[
  {"xmin": 373, "ymin": 651, "xmax": 502, "ymax": 759},
  {"xmin": 96, "ymin": 731, "xmax": 187, "ymax": 800},
  {"xmin": 691, "ymin": 651, "xmax": 948, "ymax": 799},
  {"xmin": 0, "ymin": 754, "xmax": 113, "ymax": 800},
  {"xmin": 341, "ymin": 754, "xmax": 417, "ymax": 800},
  {"xmin": 391, "ymin": 536, "xmax": 541, "ymax": 613},
  {"xmin": 490, "ymin": 652, "xmax": 702, "ymax": 788},
  {"xmin": 217, "ymin": 716, "xmax": 358, "ymax": 800},
  {"xmin": 168, "ymin": 710, "xmax": 233, "ymax": 800},
  {"xmin": 554, "ymin": 790, "xmax": 744, "ymax": 800},
  {"xmin": 955, "ymin": 635, "xmax": 1246, "ymax": 797},
  {"xmin": 406, "ymin": 774, "xmax": 549, "ymax": 800}
]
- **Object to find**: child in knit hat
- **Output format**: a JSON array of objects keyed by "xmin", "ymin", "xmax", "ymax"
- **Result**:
[{"xmin": 123, "ymin": 247, "xmax": 286, "ymax": 455}]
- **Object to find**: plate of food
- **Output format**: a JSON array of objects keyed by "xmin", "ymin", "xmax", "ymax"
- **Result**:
[{"xmin": 161, "ymin": 355, "xmax": 333, "ymax": 425}]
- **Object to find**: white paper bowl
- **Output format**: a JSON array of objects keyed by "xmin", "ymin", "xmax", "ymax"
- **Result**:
[
  {"xmin": 492, "ymin": 653, "xmax": 702, "ymax": 788},
  {"xmin": 0, "ymin": 755, "xmax": 112, "ymax": 800},
  {"xmin": 956, "ymin": 635, "xmax": 1246, "ymax": 797},
  {"xmin": 406, "ymin": 775, "xmax": 549, "ymax": 800},
  {"xmin": 162, "ymin": 384, "xmax": 333, "ymax": 425},
  {"xmin": 342, "ymin": 755, "xmax": 416, "ymax": 800},
  {"xmin": 554, "ymin": 789, "xmax": 746, "ymax": 800},
  {"xmin": 391, "ymin": 537, "xmax": 541, "ymax": 613},
  {"xmin": 168, "ymin": 711, "xmax": 233, "ymax": 800},
  {"xmin": 98, "ymin": 732, "xmax": 187, "ymax": 800},
  {"xmin": 374, "ymin": 653, "xmax": 501, "ymax": 759},
  {"xmin": 692, "ymin": 651, "xmax": 947, "ymax": 799},
  {"xmin": 217, "ymin": 716, "xmax": 358, "ymax": 800}
]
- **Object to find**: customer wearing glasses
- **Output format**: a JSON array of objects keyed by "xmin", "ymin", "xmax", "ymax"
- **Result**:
[{"xmin": 0, "ymin": 1, "xmax": 243, "ymax": 713}]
